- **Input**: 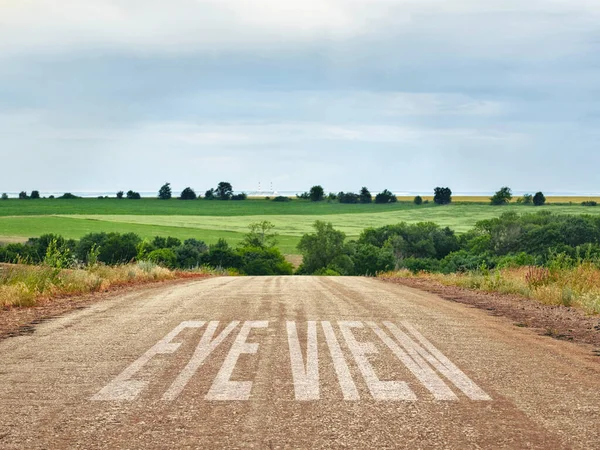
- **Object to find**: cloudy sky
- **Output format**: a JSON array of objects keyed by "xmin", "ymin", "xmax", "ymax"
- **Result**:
[{"xmin": 1, "ymin": 0, "xmax": 599, "ymax": 194}]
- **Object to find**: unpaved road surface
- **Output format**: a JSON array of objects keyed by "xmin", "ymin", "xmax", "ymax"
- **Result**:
[{"xmin": 0, "ymin": 276, "xmax": 599, "ymax": 449}]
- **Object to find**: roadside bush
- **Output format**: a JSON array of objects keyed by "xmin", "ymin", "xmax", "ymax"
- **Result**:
[
  {"xmin": 401, "ymin": 257, "xmax": 441, "ymax": 273},
  {"xmin": 175, "ymin": 239, "xmax": 208, "ymax": 268},
  {"xmin": 179, "ymin": 187, "xmax": 197, "ymax": 200},
  {"xmin": 147, "ymin": 248, "xmax": 177, "ymax": 268},
  {"xmin": 202, "ymin": 239, "xmax": 241, "ymax": 269},
  {"xmin": 374, "ymin": 189, "xmax": 397, "ymax": 204},
  {"xmin": 297, "ymin": 221, "xmax": 347, "ymax": 274},
  {"xmin": 272, "ymin": 196, "xmax": 291, "ymax": 202},
  {"xmin": 76, "ymin": 232, "xmax": 141, "ymax": 265},
  {"xmin": 352, "ymin": 244, "xmax": 395, "ymax": 275},
  {"xmin": 237, "ymin": 246, "xmax": 293, "ymax": 275}
]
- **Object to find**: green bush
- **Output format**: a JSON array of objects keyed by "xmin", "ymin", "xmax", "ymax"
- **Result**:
[
  {"xmin": 309, "ymin": 185, "xmax": 325, "ymax": 202},
  {"xmin": 18, "ymin": 191, "xmax": 28, "ymax": 199},
  {"xmin": 359, "ymin": 187, "xmax": 372, "ymax": 204},
  {"xmin": 231, "ymin": 193, "xmax": 247, "ymax": 201},
  {"xmin": 147, "ymin": 248, "xmax": 177, "ymax": 268},
  {"xmin": 490, "ymin": 187, "xmax": 512, "ymax": 205},
  {"xmin": 237, "ymin": 246, "xmax": 293, "ymax": 275},
  {"xmin": 433, "ymin": 187, "xmax": 452, "ymax": 205},
  {"xmin": 272, "ymin": 196, "xmax": 291, "ymax": 202},
  {"xmin": 158, "ymin": 183, "xmax": 172, "ymax": 200},
  {"xmin": 179, "ymin": 187, "xmax": 197, "ymax": 200},
  {"xmin": 30, "ymin": 190, "xmax": 40, "ymax": 199},
  {"xmin": 126, "ymin": 191, "xmax": 141, "ymax": 200},
  {"xmin": 216, "ymin": 182, "xmax": 234, "ymax": 200},
  {"xmin": 338, "ymin": 192, "xmax": 359, "ymax": 204},
  {"xmin": 374, "ymin": 189, "xmax": 397, "ymax": 204},
  {"xmin": 533, "ymin": 192, "xmax": 546, "ymax": 206},
  {"xmin": 175, "ymin": 239, "xmax": 208, "ymax": 268},
  {"xmin": 116, "ymin": 191, "xmax": 124, "ymax": 199},
  {"xmin": 414, "ymin": 196, "xmax": 423, "ymax": 205},
  {"xmin": 1, "ymin": 193, "xmax": 7, "ymax": 200},
  {"xmin": 582, "ymin": 201, "xmax": 597, "ymax": 207},
  {"xmin": 352, "ymin": 244, "xmax": 395, "ymax": 276}
]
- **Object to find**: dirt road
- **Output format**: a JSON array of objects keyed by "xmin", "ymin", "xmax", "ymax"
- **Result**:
[{"xmin": 1, "ymin": 276, "xmax": 599, "ymax": 448}]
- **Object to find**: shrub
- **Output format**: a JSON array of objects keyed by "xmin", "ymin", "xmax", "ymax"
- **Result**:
[
  {"xmin": 231, "ymin": 193, "xmax": 247, "ymax": 201},
  {"xmin": 359, "ymin": 187, "xmax": 372, "ymax": 204},
  {"xmin": 521, "ymin": 194, "xmax": 533, "ymax": 205},
  {"xmin": 272, "ymin": 196, "xmax": 290, "ymax": 202},
  {"xmin": 401, "ymin": 257, "xmax": 441, "ymax": 273},
  {"xmin": 353, "ymin": 244, "xmax": 395, "ymax": 276},
  {"xmin": 433, "ymin": 187, "xmax": 452, "ymax": 205},
  {"xmin": 175, "ymin": 239, "xmax": 208, "ymax": 269},
  {"xmin": 202, "ymin": 239, "xmax": 241, "ymax": 269},
  {"xmin": 116, "ymin": 191, "xmax": 124, "ymax": 199},
  {"xmin": 296, "ymin": 192, "xmax": 310, "ymax": 200},
  {"xmin": 179, "ymin": 187, "xmax": 197, "ymax": 200},
  {"xmin": 237, "ymin": 246, "xmax": 293, "ymax": 275},
  {"xmin": 241, "ymin": 221, "xmax": 278, "ymax": 249},
  {"xmin": 76, "ymin": 232, "xmax": 141, "ymax": 265},
  {"xmin": 374, "ymin": 189, "xmax": 397, "ymax": 204},
  {"xmin": 533, "ymin": 192, "xmax": 546, "ymax": 206},
  {"xmin": 30, "ymin": 190, "xmax": 40, "ymax": 199},
  {"xmin": 126, "ymin": 190, "xmax": 141, "ymax": 200},
  {"xmin": 414, "ymin": 196, "xmax": 423, "ymax": 205},
  {"xmin": 309, "ymin": 185, "xmax": 325, "ymax": 202},
  {"xmin": 18, "ymin": 191, "xmax": 28, "ymax": 199},
  {"xmin": 147, "ymin": 248, "xmax": 177, "ymax": 268},
  {"xmin": 216, "ymin": 182, "xmax": 233, "ymax": 200},
  {"xmin": 582, "ymin": 201, "xmax": 597, "ymax": 207},
  {"xmin": 327, "ymin": 192, "xmax": 338, "ymax": 202},
  {"xmin": 490, "ymin": 187, "xmax": 512, "ymax": 205},
  {"xmin": 158, "ymin": 183, "xmax": 172, "ymax": 200},
  {"xmin": 1, "ymin": 193, "xmax": 7, "ymax": 200}
]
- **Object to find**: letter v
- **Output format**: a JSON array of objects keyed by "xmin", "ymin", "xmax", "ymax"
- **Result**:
[{"xmin": 162, "ymin": 321, "xmax": 240, "ymax": 400}]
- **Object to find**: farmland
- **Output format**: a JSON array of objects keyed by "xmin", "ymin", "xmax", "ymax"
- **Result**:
[{"xmin": 2, "ymin": 198, "xmax": 600, "ymax": 254}]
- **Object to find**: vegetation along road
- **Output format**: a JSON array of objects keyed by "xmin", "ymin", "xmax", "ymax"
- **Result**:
[
  {"xmin": 3, "ymin": 198, "xmax": 600, "ymax": 254},
  {"xmin": 0, "ymin": 276, "xmax": 598, "ymax": 448}
]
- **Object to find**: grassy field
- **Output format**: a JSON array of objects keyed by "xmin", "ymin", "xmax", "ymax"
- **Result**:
[{"xmin": 2, "ymin": 198, "xmax": 600, "ymax": 254}]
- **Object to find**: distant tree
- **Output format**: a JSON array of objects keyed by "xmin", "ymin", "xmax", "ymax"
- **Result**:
[
  {"xmin": 433, "ymin": 187, "xmax": 452, "ymax": 205},
  {"xmin": 582, "ymin": 201, "xmax": 598, "ymax": 207},
  {"xmin": 1, "ymin": 193, "xmax": 8, "ymax": 200},
  {"xmin": 126, "ymin": 190, "xmax": 141, "ymax": 200},
  {"xmin": 359, "ymin": 187, "xmax": 372, "ymax": 204},
  {"xmin": 158, "ymin": 183, "xmax": 172, "ymax": 200},
  {"xmin": 179, "ymin": 187, "xmax": 197, "ymax": 200},
  {"xmin": 204, "ymin": 188, "xmax": 215, "ymax": 200},
  {"xmin": 272, "ymin": 196, "xmax": 291, "ymax": 202},
  {"xmin": 327, "ymin": 192, "xmax": 338, "ymax": 202},
  {"xmin": 116, "ymin": 191, "xmax": 124, "ymax": 199},
  {"xmin": 216, "ymin": 182, "xmax": 234, "ymax": 200},
  {"xmin": 18, "ymin": 191, "xmax": 28, "ymax": 199},
  {"xmin": 241, "ymin": 221, "xmax": 278, "ymax": 249},
  {"xmin": 48, "ymin": 195, "xmax": 55, "ymax": 199},
  {"xmin": 309, "ymin": 185, "xmax": 325, "ymax": 202},
  {"xmin": 374, "ymin": 189, "xmax": 397, "ymax": 204},
  {"xmin": 533, "ymin": 192, "xmax": 546, "ymax": 206},
  {"xmin": 30, "ymin": 190, "xmax": 40, "ymax": 199},
  {"xmin": 521, "ymin": 194, "xmax": 533, "ymax": 205},
  {"xmin": 296, "ymin": 192, "xmax": 310, "ymax": 200},
  {"xmin": 338, "ymin": 192, "xmax": 359, "ymax": 204},
  {"xmin": 58, "ymin": 192, "xmax": 80, "ymax": 199},
  {"xmin": 490, "ymin": 187, "xmax": 513, "ymax": 205},
  {"xmin": 231, "ymin": 193, "xmax": 247, "ymax": 201},
  {"xmin": 414, "ymin": 195, "xmax": 423, "ymax": 205}
]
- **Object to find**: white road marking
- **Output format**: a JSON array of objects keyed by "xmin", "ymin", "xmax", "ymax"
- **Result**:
[
  {"xmin": 205, "ymin": 321, "xmax": 269, "ymax": 401},
  {"xmin": 321, "ymin": 321, "xmax": 360, "ymax": 401},
  {"xmin": 367, "ymin": 322, "xmax": 458, "ymax": 401},
  {"xmin": 91, "ymin": 321, "xmax": 205, "ymax": 401},
  {"xmin": 385, "ymin": 322, "xmax": 491, "ymax": 401},
  {"xmin": 338, "ymin": 321, "xmax": 417, "ymax": 401},
  {"xmin": 162, "ymin": 321, "xmax": 240, "ymax": 401},
  {"xmin": 287, "ymin": 321, "xmax": 319, "ymax": 400}
]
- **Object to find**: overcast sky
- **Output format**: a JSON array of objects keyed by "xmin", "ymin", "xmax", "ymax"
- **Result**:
[{"xmin": 1, "ymin": 0, "xmax": 599, "ymax": 194}]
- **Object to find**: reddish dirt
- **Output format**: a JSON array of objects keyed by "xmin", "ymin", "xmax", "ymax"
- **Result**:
[{"xmin": 381, "ymin": 277, "xmax": 600, "ymax": 351}]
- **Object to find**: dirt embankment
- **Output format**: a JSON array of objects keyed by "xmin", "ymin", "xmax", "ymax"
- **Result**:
[{"xmin": 380, "ymin": 277, "xmax": 600, "ymax": 351}]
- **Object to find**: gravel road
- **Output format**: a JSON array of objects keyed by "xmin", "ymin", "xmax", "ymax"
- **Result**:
[{"xmin": 0, "ymin": 276, "xmax": 598, "ymax": 448}]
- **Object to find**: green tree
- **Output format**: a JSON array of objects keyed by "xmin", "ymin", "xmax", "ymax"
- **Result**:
[
  {"xmin": 216, "ymin": 182, "xmax": 233, "ymax": 200},
  {"xmin": 126, "ymin": 190, "xmax": 141, "ymax": 200},
  {"xmin": 297, "ymin": 221, "xmax": 347, "ymax": 274},
  {"xmin": 433, "ymin": 187, "xmax": 452, "ymax": 205},
  {"xmin": 204, "ymin": 188, "xmax": 215, "ymax": 200},
  {"xmin": 490, "ymin": 187, "xmax": 512, "ymax": 205},
  {"xmin": 309, "ymin": 185, "xmax": 325, "ymax": 202},
  {"xmin": 521, "ymin": 194, "xmax": 533, "ymax": 205},
  {"xmin": 116, "ymin": 191, "xmax": 124, "ymax": 199},
  {"xmin": 1, "ymin": 193, "xmax": 8, "ymax": 200},
  {"xmin": 30, "ymin": 190, "xmax": 40, "ymax": 199},
  {"xmin": 179, "ymin": 187, "xmax": 197, "ymax": 200},
  {"xmin": 359, "ymin": 187, "xmax": 372, "ymax": 204},
  {"xmin": 375, "ymin": 189, "xmax": 397, "ymax": 204},
  {"xmin": 18, "ymin": 191, "xmax": 28, "ymax": 199},
  {"xmin": 158, "ymin": 183, "xmax": 172, "ymax": 200},
  {"xmin": 533, "ymin": 192, "xmax": 546, "ymax": 206},
  {"xmin": 241, "ymin": 221, "xmax": 278, "ymax": 249},
  {"xmin": 414, "ymin": 195, "xmax": 423, "ymax": 205}
]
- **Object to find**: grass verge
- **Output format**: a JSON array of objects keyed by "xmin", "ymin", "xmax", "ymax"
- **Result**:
[
  {"xmin": 0, "ymin": 262, "xmax": 222, "ymax": 308},
  {"xmin": 379, "ymin": 264, "xmax": 600, "ymax": 315}
]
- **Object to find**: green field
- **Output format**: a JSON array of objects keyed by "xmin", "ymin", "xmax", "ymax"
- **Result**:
[{"xmin": 2, "ymin": 199, "xmax": 600, "ymax": 254}]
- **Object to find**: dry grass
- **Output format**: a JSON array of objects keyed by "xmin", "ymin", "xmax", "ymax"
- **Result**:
[
  {"xmin": 0, "ymin": 262, "xmax": 219, "ymax": 308},
  {"xmin": 379, "ymin": 264, "xmax": 600, "ymax": 315}
]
